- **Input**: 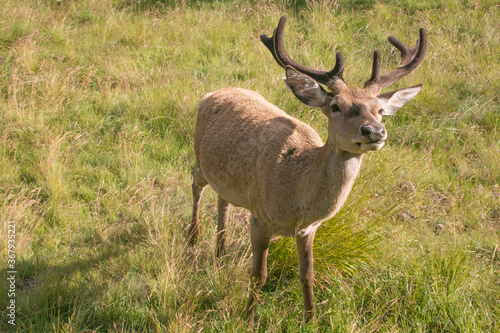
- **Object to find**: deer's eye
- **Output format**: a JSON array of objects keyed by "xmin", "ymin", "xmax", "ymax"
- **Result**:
[
  {"xmin": 331, "ymin": 104, "xmax": 341, "ymax": 112},
  {"xmin": 378, "ymin": 108, "xmax": 384, "ymax": 115}
]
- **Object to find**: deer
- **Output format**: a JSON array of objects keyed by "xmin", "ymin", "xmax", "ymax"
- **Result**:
[{"xmin": 187, "ymin": 16, "xmax": 427, "ymax": 324}]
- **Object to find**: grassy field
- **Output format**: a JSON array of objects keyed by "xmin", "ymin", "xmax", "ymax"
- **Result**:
[{"xmin": 0, "ymin": 0, "xmax": 499, "ymax": 331}]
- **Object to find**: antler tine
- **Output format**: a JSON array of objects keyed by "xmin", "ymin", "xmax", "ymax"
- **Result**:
[
  {"xmin": 365, "ymin": 49, "xmax": 382, "ymax": 86},
  {"xmin": 365, "ymin": 27, "xmax": 427, "ymax": 90},
  {"xmin": 388, "ymin": 36, "xmax": 411, "ymax": 66},
  {"xmin": 260, "ymin": 16, "xmax": 345, "ymax": 85},
  {"xmin": 260, "ymin": 27, "xmax": 285, "ymax": 68}
]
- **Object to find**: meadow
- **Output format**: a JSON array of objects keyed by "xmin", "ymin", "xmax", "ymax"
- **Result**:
[{"xmin": 0, "ymin": 0, "xmax": 499, "ymax": 331}]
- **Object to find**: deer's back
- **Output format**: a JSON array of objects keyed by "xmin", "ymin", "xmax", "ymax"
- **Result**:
[{"xmin": 194, "ymin": 88, "xmax": 323, "ymax": 215}]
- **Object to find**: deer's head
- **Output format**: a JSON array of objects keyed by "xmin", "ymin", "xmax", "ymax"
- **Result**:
[{"xmin": 261, "ymin": 16, "xmax": 427, "ymax": 154}]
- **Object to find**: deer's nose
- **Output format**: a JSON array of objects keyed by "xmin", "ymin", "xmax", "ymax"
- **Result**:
[{"xmin": 361, "ymin": 125, "xmax": 386, "ymax": 142}]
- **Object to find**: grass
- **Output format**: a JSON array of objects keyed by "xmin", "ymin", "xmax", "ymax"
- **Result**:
[{"xmin": 0, "ymin": 0, "xmax": 499, "ymax": 331}]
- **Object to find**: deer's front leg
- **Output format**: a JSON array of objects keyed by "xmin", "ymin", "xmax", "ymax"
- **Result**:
[
  {"xmin": 246, "ymin": 216, "xmax": 271, "ymax": 326},
  {"xmin": 296, "ymin": 228, "xmax": 317, "ymax": 322}
]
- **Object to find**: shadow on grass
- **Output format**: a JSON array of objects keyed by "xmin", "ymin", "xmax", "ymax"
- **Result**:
[{"xmin": 0, "ymin": 219, "xmax": 160, "ymax": 331}]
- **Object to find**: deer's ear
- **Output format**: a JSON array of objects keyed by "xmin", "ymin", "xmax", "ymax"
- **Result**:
[
  {"xmin": 377, "ymin": 84, "xmax": 422, "ymax": 115},
  {"xmin": 284, "ymin": 66, "xmax": 328, "ymax": 108}
]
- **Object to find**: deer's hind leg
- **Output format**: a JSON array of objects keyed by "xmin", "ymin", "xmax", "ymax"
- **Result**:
[
  {"xmin": 187, "ymin": 166, "xmax": 207, "ymax": 245},
  {"xmin": 216, "ymin": 195, "xmax": 230, "ymax": 258}
]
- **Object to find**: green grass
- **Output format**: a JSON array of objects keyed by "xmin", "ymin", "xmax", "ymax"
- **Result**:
[{"xmin": 0, "ymin": 0, "xmax": 499, "ymax": 331}]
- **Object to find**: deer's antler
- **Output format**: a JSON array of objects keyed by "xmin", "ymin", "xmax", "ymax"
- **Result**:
[
  {"xmin": 364, "ymin": 28, "xmax": 427, "ymax": 91},
  {"xmin": 260, "ymin": 16, "xmax": 345, "ymax": 86}
]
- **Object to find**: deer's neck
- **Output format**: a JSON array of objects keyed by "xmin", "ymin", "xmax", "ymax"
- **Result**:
[
  {"xmin": 320, "ymin": 139, "xmax": 363, "ymax": 182},
  {"xmin": 316, "ymin": 139, "xmax": 362, "ymax": 197},
  {"xmin": 293, "ymin": 139, "xmax": 363, "ymax": 227}
]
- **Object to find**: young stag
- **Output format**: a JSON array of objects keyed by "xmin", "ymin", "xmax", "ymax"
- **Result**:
[{"xmin": 188, "ymin": 16, "xmax": 427, "ymax": 324}]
